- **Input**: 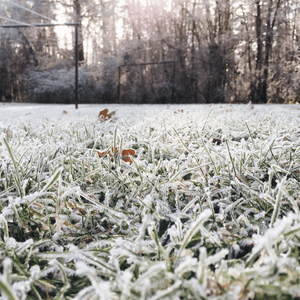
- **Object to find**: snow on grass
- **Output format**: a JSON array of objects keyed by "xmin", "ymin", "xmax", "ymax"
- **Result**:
[{"xmin": 1, "ymin": 102, "xmax": 300, "ymax": 299}]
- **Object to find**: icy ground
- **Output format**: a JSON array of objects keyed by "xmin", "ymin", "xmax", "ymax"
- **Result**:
[
  {"xmin": 1, "ymin": 102, "xmax": 300, "ymax": 299},
  {"xmin": 0, "ymin": 102, "xmax": 298, "ymax": 128}
]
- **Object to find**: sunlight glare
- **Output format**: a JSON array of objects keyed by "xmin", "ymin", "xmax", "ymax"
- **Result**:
[{"xmin": 54, "ymin": 0, "xmax": 173, "ymax": 63}]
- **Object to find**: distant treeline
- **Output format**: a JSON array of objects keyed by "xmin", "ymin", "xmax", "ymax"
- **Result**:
[{"xmin": 1, "ymin": 0, "xmax": 300, "ymax": 104}]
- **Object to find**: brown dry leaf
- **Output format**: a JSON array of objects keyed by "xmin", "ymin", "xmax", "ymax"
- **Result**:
[
  {"xmin": 174, "ymin": 109, "xmax": 184, "ymax": 115},
  {"xmin": 98, "ymin": 109, "xmax": 117, "ymax": 122},
  {"xmin": 122, "ymin": 157, "xmax": 133, "ymax": 164},
  {"xmin": 107, "ymin": 111, "xmax": 116, "ymax": 118},
  {"xmin": 95, "ymin": 147, "xmax": 135, "ymax": 164},
  {"xmin": 98, "ymin": 109, "xmax": 108, "ymax": 117},
  {"xmin": 122, "ymin": 149, "xmax": 135, "ymax": 164},
  {"xmin": 26, "ymin": 112, "xmax": 31, "ymax": 115},
  {"xmin": 111, "ymin": 147, "xmax": 119, "ymax": 155},
  {"xmin": 95, "ymin": 147, "xmax": 116, "ymax": 157},
  {"xmin": 122, "ymin": 149, "xmax": 135, "ymax": 156},
  {"xmin": 63, "ymin": 110, "xmax": 68, "ymax": 114},
  {"xmin": 95, "ymin": 150, "xmax": 108, "ymax": 157}
]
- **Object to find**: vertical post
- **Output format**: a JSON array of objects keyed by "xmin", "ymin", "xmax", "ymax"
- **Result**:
[
  {"xmin": 75, "ymin": 24, "xmax": 79, "ymax": 109},
  {"xmin": 171, "ymin": 62, "xmax": 175, "ymax": 103},
  {"xmin": 118, "ymin": 66, "xmax": 121, "ymax": 103}
]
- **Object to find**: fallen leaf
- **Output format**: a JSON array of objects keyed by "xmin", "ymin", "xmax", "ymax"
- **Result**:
[
  {"xmin": 95, "ymin": 147, "xmax": 135, "ymax": 164},
  {"xmin": 123, "ymin": 157, "xmax": 133, "ymax": 164},
  {"xmin": 63, "ymin": 110, "xmax": 68, "ymax": 114},
  {"xmin": 122, "ymin": 149, "xmax": 135, "ymax": 156},
  {"xmin": 122, "ymin": 148, "xmax": 136, "ymax": 164},
  {"xmin": 111, "ymin": 147, "xmax": 119, "ymax": 155},
  {"xmin": 95, "ymin": 150, "xmax": 106, "ymax": 157},
  {"xmin": 98, "ymin": 109, "xmax": 108, "ymax": 118},
  {"xmin": 107, "ymin": 111, "xmax": 116, "ymax": 118},
  {"xmin": 26, "ymin": 112, "xmax": 31, "ymax": 115},
  {"xmin": 174, "ymin": 109, "xmax": 184, "ymax": 115},
  {"xmin": 98, "ymin": 109, "xmax": 116, "ymax": 122}
]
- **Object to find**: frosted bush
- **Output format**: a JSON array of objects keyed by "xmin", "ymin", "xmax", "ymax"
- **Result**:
[{"xmin": 26, "ymin": 67, "xmax": 115, "ymax": 104}]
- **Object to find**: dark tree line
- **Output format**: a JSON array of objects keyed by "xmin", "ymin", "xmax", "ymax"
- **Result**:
[{"xmin": 0, "ymin": 0, "xmax": 300, "ymax": 104}]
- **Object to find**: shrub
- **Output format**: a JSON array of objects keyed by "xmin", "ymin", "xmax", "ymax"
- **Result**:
[{"xmin": 26, "ymin": 67, "xmax": 117, "ymax": 103}]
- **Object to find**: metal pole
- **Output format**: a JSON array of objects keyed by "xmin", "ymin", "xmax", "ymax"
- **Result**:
[
  {"xmin": 75, "ymin": 25, "xmax": 78, "ymax": 109},
  {"xmin": 119, "ymin": 61, "xmax": 175, "ymax": 68},
  {"xmin": 0, "ymin": 22, "xmax": 80, "ymax": 28},
  {"xmin": 118, "ymin": 66, "xmax": 121, "ymax": 103}
]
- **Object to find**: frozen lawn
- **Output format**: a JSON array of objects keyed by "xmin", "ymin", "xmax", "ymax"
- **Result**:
[{"xmin": 1, "ymin": 103, "xmax": 300, "ymax": 299}]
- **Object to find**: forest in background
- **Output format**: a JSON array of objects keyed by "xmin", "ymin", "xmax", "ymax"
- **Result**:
[{"xmin": 0, "ymin": 0, "xmax": 300, "ymax": 104}]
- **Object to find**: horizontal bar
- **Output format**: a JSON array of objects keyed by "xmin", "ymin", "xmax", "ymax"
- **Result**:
[
  {"xmin": 120, "ymin": 61, "xmax": 176, "ymax": 67},
  {"xmin": 0, "ymin": 22, "xmax": 80, "ymax": 28}
]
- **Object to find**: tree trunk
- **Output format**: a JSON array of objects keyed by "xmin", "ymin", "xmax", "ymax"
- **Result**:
[
  {"xmin": 262, "ymin": 0, "xmax": 281, "ymax": 103},
  {"xmin": 191, "ymin": 0, "xmax": 197, "ymax": 102},
  {"xmin": 255, "ymin": 0, "xmax": 263, "ymax": 103}
]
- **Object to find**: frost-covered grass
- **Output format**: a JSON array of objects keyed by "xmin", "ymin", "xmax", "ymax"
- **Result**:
[{"xmin": 1, "ymin": 103, "xmax": 300, "ymax": 299}]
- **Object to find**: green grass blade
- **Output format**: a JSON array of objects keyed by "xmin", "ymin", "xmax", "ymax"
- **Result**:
[
  {"xmin": 41, "ymin": 167, "xmax": 63, "ymax": 193},
  {"xmin": 0, "ymin": 279, "xmax": 18, "ymax": 300},
  {"xmin": 4, "ymin": 138, "xmax": 23, "ymax": 198}
]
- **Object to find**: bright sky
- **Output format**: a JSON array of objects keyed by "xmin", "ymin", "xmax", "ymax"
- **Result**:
[
  {"xmin": 1, "ymin": 0, "xmax": 174, "ymax": 64},
  {"xmin": 54, "ymin": 0, "xmax": 156, "ymax": 63},
  {"xmin": 54, "ymin": 1, "xmax": 124, "ymax": 63},
  {"xmin": 54, "ymin": 2, "xmax": 73, "ymax": 50}
]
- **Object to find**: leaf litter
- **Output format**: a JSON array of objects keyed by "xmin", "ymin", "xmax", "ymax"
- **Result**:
[{"xmin": 0, "ymin": 103, "xmax": 300, "ymax": 299}]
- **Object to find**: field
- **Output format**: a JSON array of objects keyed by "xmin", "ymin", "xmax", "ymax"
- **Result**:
[{"xmin": 1, "ymin": 103, "xmax": 300, "ymax": 299}]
